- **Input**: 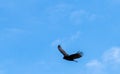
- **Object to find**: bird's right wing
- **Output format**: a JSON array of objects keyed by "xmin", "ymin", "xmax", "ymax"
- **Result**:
[
  {"xmin": 58, "ymin": 45, "xmax": 69, "ymax": 56},
  {"xmin": 70, "ymin": 51, "xmax": 83, "ymax": 59}
]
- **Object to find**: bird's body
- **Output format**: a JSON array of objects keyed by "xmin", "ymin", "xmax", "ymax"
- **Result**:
[{"xmin": 58, "ymin": 45, "xmax": 83, "ymax": 62}]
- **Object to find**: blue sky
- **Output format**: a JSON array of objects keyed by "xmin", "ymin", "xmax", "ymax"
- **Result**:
[{"xmin": 0, "ymin": 0, "xmax": 120, "ymax": 74}]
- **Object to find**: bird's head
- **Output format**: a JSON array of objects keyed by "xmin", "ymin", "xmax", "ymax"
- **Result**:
[{"xmin": 58, "ymin": 45, "xmax": 61, "ymax": 48}]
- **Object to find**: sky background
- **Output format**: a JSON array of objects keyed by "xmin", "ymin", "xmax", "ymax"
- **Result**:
[{"xmin": 0, "ymin": 0, "xmax": 120, "ymax": 74}]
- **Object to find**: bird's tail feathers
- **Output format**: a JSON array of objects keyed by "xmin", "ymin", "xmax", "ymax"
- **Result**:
[{"xmin": 76, "ymin": 51, "xmax": 83, "ymax": 56}]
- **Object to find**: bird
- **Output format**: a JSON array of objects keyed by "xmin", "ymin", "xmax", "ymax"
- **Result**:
[{"xmin": 57, "ymin": 45, "xmax": 83, "ymax": 62}]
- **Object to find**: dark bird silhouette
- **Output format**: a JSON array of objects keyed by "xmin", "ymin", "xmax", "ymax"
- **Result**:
[{"xmin": 58, "ymin": 45, "xmax": 83, "ymax": 62}]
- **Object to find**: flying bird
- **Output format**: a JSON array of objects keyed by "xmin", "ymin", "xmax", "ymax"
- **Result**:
[{"xmin": 58, "ymin": 45, "xmax": 83, "ymax": 62}]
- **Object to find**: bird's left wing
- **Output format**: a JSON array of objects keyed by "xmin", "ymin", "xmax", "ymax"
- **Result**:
[{"xmin": 58, "ymin": 45, "xmax": 69, "ymax": 56}]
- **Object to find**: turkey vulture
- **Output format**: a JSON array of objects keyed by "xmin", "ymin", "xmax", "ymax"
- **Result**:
[{"xmin": 58, "ymin": 45, "xmax": 83, "ymax": 62}]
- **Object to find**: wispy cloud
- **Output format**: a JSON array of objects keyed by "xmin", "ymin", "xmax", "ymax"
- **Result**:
[
  {"xmin": 102, "ymin": 47, "xmax": 120, "ymax": 64},
  {"xmin": 70, "ymin": 10, "xmax": 88, "ymax": 25},
  {"xmin": 88, "ymin": 14, "xmax": 98, "ymax": 21},
  {"xmin": 51, "ymin": 31, "xmax": 80, "ymax": 46},
  {"xmin": 5, "ymin": 28, "xmax": 25, "ymax": 33},
  {"xmin": 0, "ymin": 28, "xmax": 25, "ymax": 41},
  {"xmin": 69, "ymin": 31, "xmax": 80, "ymax": 41},
  {"xmin": 86, "ymin": 60, "xmax": 106, "ymax": 74},
  {"xmin": 86, "ymin": 60, "xmax": 103, "ymax": 68},
  {"xmin": 70, "ymin": 10, "xmax": 101, "ymax": 25},
  {"xmin": 51, "ymin": 39, "xmax": 63, "ymax": 46},
  {"xmin": 43, "ymin": 3, "xmax": 102, "ymax": 26},
  {"xmin": 85, "ymin": 47, "xmax": 120, "ymax": 74},
  {"xmin": 44, "ymin": 3, "xmax": 71, "ymax": 23}
]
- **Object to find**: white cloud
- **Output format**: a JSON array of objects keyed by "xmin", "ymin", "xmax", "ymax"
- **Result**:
[
  {"xmin": 44, "ymin": 3, "xmax": 71, "ymax": 24},
  {"xmin": 88, "ymin": 14, "xmax": 97, "ymax": 21},
  {"xmin": 5, "ymin": 28, "xmax": 25, "ymax": 33},
  {"xmin": 0, "ymin": 28, "xmax": 25, "ymax": 41},
  {"xmin": 51, "ymin": 31, "xmax": 80, "ymax": 46},
  {"xmin": 51, "ymin": 39, "xmax": 63, "ymax": 46},
  {"xmin": 70, "ymin": 10, "xmax": 88, "ymax": 25},
  {"xmin": 70, "ymin": 10, "xmax": 101, "ymax": 25},
  {"xmin": 86, "ymin": 60, "xmax": 103, "ymax": 68},
  {"xmin": 44, "ymin": 3, "xmax": 101, "ymax": 26},
  {"xmin": 103, "ymin": 47, "xmax": 120, "ymax": 64},
  {"xmin": 85, "ymin": 47, "xmax": 120, "ymax": 74},
  {"xmin": 85, "ymin": 59, "xmax": 106, "ymax": 74},
  {"xmin": 69, "ymin": 31, "xmax": 80, "ymax": 41}
]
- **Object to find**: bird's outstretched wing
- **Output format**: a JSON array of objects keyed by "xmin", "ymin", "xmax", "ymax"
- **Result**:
[
  {"xmin": 70, "ymin": 51, "xmax": 83, "ymax": 59},
  {"xmin": 58, "ymin": 45, "xmax": 69, "ymax": 56}
]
